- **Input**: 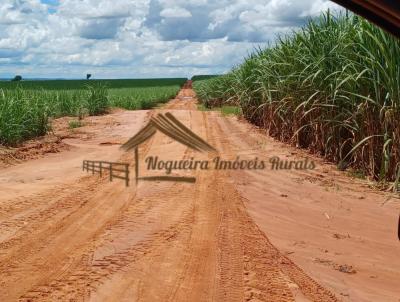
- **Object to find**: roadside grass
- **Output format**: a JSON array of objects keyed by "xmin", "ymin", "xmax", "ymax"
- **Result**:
[
  {"xmin": 220, "ymin": 106, "xmax": 242, "ymax": 116},
  {"xmin": 197, "ymin": 104, "xmax": 241, "ymax": 116},
  {"xmin": 347, "ymin": 169, "xmax": 367, "ymax": 180},
  {"xmin": 197, "ymin": 104, "xmax": 212, "ymax": 111},
  {"xmin": 194, "ymin": 11, "xmax": 400, "ymax": 183},
  {"xmin": 68, "ymin": 120, "xmax": 83, "ymax": 129}
]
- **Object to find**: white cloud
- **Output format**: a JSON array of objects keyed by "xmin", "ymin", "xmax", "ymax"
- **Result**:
[
  {"xmin": 304, "ymin": 0, "xmax": 342, "ymax": 16},
  {"xmin": 160, "ymin": 7, "xmax": 192, "ymax": 18},
  {"xmin": 0, "ymin": 0, "xmax": 344, "ymax": 78},
  {"xmin": 0, "ymin": 0, "xmax": 47, "ymax": 25}
]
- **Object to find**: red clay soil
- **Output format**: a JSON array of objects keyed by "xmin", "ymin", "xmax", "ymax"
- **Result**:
[{"xmin": 0, "ymin": 87, "xmax": 398, "ymax": 301}]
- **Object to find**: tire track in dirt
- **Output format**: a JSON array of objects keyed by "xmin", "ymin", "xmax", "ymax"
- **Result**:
[
  {"xmin": 0, "ymin": 175, "xmax": 137, "ymax": 300},
  {"xmin": 205, "ymin": 112, "xmax": 296, "ymax": 302},
  {"xmin": 0, "ymin": 120, "xmax": 151, "ymax": 300},
  {"xmin": 0, "ymin": 176, "xmax": 99, "ymax": 249},
  {"xmin": 206, "ymin": 111, "xmax": 338, "ymax": 301},
  {"xmin": 15, "ymin": 110, "xmax": 196, "ymax": 301},
  {"xmin": 20, "ymin": 184, "xmax": 195, "ymax": 301},
  {"xmin": 0, "ymin": 86, "xmax": 340, "ymax": 302}
]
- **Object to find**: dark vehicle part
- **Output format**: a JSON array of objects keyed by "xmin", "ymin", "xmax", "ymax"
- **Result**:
[{"xmin": 332, "ymin": 0, "xmax": 400, "ymax": 38}]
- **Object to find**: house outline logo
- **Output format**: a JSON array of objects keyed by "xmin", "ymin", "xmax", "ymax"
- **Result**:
[{"xmin": 120, "ymin": 112, "xmax": 216, "ymax": 184}]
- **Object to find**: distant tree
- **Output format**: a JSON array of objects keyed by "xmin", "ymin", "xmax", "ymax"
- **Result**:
[
  {"xmin": 11, "ymin": 75, "xmax": 22, "ymax": 82},
  {"xmin": 86, "ymin": 74, "xmax": 92, "ymax": 80}
]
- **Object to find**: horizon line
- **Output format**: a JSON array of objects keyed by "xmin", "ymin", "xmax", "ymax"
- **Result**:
[{"xmin": 0, "ymin": 76, "xmax": 191, "ymax": 81}]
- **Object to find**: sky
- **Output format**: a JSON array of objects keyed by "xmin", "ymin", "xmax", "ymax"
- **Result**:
[{"xmin": 0, "ymin": 0, "xmax": 342, "ymax": 79}]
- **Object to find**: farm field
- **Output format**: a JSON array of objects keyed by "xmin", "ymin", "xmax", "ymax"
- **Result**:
[
  {"xmin": 0, "ymin": 78, "xmax": 186, "ymax": 145},
  {"xmin": 194, "ymin": 12, "xmax": 400, "ymax": 184},
  {"xmin": 0, "ymin": 78, "xmax": 187, "ymax": 90}
]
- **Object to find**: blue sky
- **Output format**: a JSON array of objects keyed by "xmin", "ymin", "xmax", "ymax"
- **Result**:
[
  {"xmin": 0, "ymin": 0, "xmax": 342, "ymax": 79},
  {"xmin": 40, "ymin": 0, "xmax": 58, "ymax": 13},
  {"xmin": 40, "ymin": 0, "xmax": 58, "ymax": 5}
]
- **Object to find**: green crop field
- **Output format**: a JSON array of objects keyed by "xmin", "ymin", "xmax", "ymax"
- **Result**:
[
  {"xmin": 194, "ymin": 12, "xmax": 400, "ymax": 183},
  {"xmin": 191, "ymin": 75, "xmax": 219, "ymax": 82},
  {"xmin": 0, "ymin": 78, "xmax": 186, "ymax": 146},
  {"xmin": 0, "ymin": 78, "xmax": 186, "ymax": 90}
]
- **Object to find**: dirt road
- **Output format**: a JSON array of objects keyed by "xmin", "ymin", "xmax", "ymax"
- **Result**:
[{"xmin": 0, "ymin": 87, "xmax": 399, "ymax": 301}]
